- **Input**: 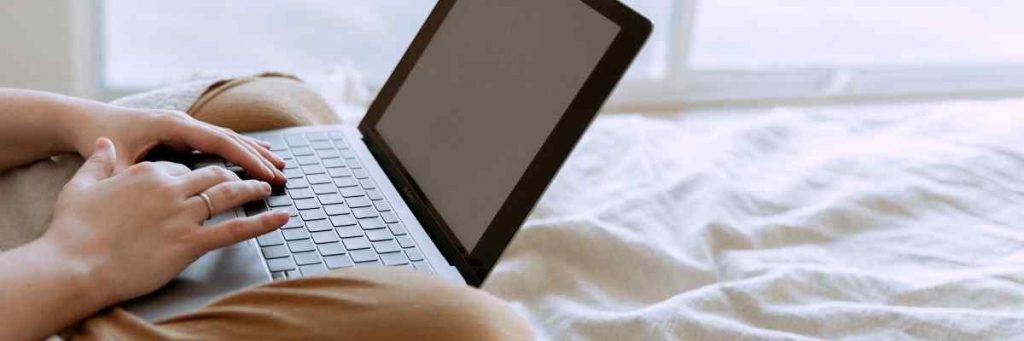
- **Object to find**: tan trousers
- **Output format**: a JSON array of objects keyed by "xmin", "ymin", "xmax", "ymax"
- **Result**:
[
  {"xmin": 71, "ymin": 75, "xmax": 533, "ymax": 340},
  {"xmin": 75, "ymin": 268, "xmax": 533, "ymax": 340}
]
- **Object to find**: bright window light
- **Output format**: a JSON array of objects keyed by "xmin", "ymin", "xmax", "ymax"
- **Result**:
[{"xmin": 101, "ymin": 0, "xmax": 434, "ymax": 89}]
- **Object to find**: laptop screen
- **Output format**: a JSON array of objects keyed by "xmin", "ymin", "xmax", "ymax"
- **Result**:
[{"xmin": 376, "ymin": 0, "xmax": 621, "ymax": 252}]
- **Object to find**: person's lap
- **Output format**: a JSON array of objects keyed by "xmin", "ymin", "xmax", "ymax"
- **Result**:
[{"xmin": 57, "ymin": 74, "xmax": 531, "ymax": 340}]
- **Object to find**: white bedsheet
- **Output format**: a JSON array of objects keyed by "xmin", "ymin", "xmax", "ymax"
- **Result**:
[{"xmin": 482, "ymin": 101, "xmax": 1024, "ymax": 340}]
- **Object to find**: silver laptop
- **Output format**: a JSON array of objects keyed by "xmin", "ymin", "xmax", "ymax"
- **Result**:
[{"xmin": 125, "ymin": 0, "xmax": 650, "ymax": 321}]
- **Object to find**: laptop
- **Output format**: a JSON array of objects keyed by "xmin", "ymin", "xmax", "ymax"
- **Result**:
[{"xmin": 126, "ymin": 0, "xmax": 651, "ymax": 321}]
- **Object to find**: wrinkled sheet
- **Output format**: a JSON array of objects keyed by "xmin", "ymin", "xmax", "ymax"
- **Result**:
[{"xmin": 483, "ymin": 101, "xmax": 1024, "ymax": 340}]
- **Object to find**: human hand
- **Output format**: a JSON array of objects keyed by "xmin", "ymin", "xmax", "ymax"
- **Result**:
[
  {"xmin": 68, "ymin": 105, "xmax": 286, "ymax": 185},
  {"xmin": 41, "ymin": 138, "xmax": 289, "ymax": 306}
]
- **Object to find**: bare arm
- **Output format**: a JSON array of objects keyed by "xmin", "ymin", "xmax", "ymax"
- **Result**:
[
  {"xmin": 0, "ymin": 139, "xmax": 289, "ymax": 340},
  {"xmin": 0, "ymin": 89, "xmax": 91, "ymax": 170}
]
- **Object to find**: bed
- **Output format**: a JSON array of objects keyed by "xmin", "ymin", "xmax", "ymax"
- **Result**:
[
  {"xmin": 4, "ymin": 77, "xmax": 1024, "ymax": 339},
  {"xmin": 483, "ymin": 101, "xmax": 1024, "ymax": 339}
]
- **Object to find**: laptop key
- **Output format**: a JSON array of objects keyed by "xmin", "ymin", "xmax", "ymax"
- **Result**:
[
  {"xmin": 261, "ymin": 245, "xmax": 290, "ymax": 259},
  {"xmin": 311, "ymin": 140, "xmax": 333, "ymax": 150},
  {"xmin": 311, "ymin": 231, "xmax": 340, "ymax": 244},
  {"xmin": 302, "ymin": 165, "xmax": 325, "ymax": 175},
  {"xmin": 299, "ymin": 263, "xmax": 328, "ymax": 277},
  {"xmin": 318, "ymin": 149, "xmax": 340, "ymax": 159},
  {"xmin": 282, "ymin": 229, "xmax": 310, "ymax": 241},
  {"xmin": 359, "ymin": 179, "xmax": 376, "ymax": 189},
  {"xmin": 329, "ymin": 131, "xmax": 345, "ymax": 140},
  {"xmin": 289, "ymin": 188, "xmax": 314, "ymax": 199},
  {"xmin": 373, "ymin": 240, "xmax": 401, "ymax": 254},
  {"xmin": 374, "ymin": 201, "xmax": 391, "ymax": 212},
  {"xmin": 365, "ymin": 229, "xmax": 393, "ymax": 242},
  {"xmin": 271, "ymin": 271, "xmax": 287, "ymax": 280},
  {"xmin": 334, "ymin": 177, "xmax": 358, "ymax": 187},
  {"xmin": 323, "ymin": 159, "xmax": 346, "ymax": 168},
  {"xmin": 288, "ymin": 240, "xmax": 316, "ymax": 253},
  {"xmin": 405, "ymin": 248, "xmax": 424, "ymax": 261},
  {"xmin": 346, "ymin": 159, "xmax": 362, "ymax": 169},
  {"xmin": 348, "ymin": 197, "xmax": 372, "ymax": 208},
  {"xmin": 366, "ymin": 189, "xmax": 384, "ymax": 201},
  {"xmin": 285, "ymin": 270, "xmax": 301, "ymax": 278},
  {"xmin": 286, "ymin": 179, "xmax": 309, "ymax": 189},
  {"xmin": 389, "ymin": 223, "xmax": 407, "ymax": 236},
  {"xmin": 381, "ymin": 211, "xmax": 400, "ymax": 224},
  {"xmin": 396, "ymin": 235, "xmax": 414, "ymax": 248},
  {"xmin": 267, "ymin": 195, "xmax": 293, "ymax": 207},
  {"xmin": 286, "ymin": 134, "xmax": 308, "ymax": 147},
  {"xmin": 339, "ymin": 187, "xmax": 364, "ymax": 197},
  {"xmin": 307, "ymin": 174, "xmax": 332, "ymax": 184},
  {"xmin": 341, "ymin": 150, "xmax": 356, "ymax": 159},
  {"xmin": 292, "ymin": 147, "xmax": 314, "ymax": 156},
  {"xmin": 294, "ymin": 199, "xmax": 319, "ymax": 210},
  {"xmin": 352, "ymin": 207, "xmax": 378, "ymax": 219},
  {"xmin": 318, "ymin": 194, "xmax": 344, "ymax": 205},
  {"xmin": 358, "ymin": 217, "xmax": 386, "ymax": 230},
  {"xmin": 297, "ymin": 155, "xmax": 319, "ymax": 165},
  {"xmin": 336, "ymin": 226, "xmax": 363, "ymax": 238},
  {"xmin": 305, "ymin": 219, "xmax": 333, "ymax": 232},
  {"xmin": 257, "ymin": 230, "xmax": 286, "ymax": 246},
  {"xmin": 300, "ymin": 209, "xmax": 326, "ymax": 221},
  {"xmin": 349, "ymin": 249, "xmax": 379, "ymax": 263},
  {"xmin": 284, "ymin": 168, "xmax": 304, "ymax": 179},
  {"xmin": 342, "ymin": 237, "xmax": 371, "ymax": 250},
  {"xmin": 306, "ymin": 132, "xmax": 329, "ymax": 141},
  {"xmin": 267, "ymin": 257, "xmax": 297, "ymax": 272},
  {"xmin": 380, "ymin": 252, "xmax": 409, "ymax": 266},
  {"xmin": 312, "ymin": 184, "xmax": 337, "ymax": 195},
  {"xmin": 282, "ymin": 217, "xmax": 304, "ymax": 229},
  {"xmin": 354, "ymin": 260, "xmax": 382, "ymax": 267},
  {"xmin": 352, "ymin": 169, "xmax": 369, "ymax": 179},
  {"xmin": 324, "ymin": 255, "xmax": 354, "ymax": 269},
  {"xmin": 318, "ymin": 242, "xmax": 347, "ymax": 256},
  {"xmin": 323, "ymin": 204, "xmax": 350, "ymax": 216},
  {"xmin": 330, "ymin": 214, "xmax": 357, "ymax": 227},
  {"xmin": 293, "ymin": 251, "xmax": 322, "ymax": 265}
]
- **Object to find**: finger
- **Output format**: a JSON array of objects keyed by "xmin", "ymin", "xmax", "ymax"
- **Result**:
[
  {"xmin": 149, "ymin": 161, "xmax": 191, "ymax": 177},
  {"xmin": 228, "ymin": 133, "xmax": 286, "ymax": 182},
  {"xmin": 240, "ymin": 135, "xmax": 274, "ymax": 151},
  {"xmin": 196, "ymin": 210, "xmax": 290, "ymax": 251},
  {"xmin": 67, "ymin": 137, "xmax": 117, "ymax": 189},
  {"xmin": 238, "ymin": 134, "xmax": 285, "ymax": 169},
  {"xmin": 169, "ymin": 121, "xmax": 276, "ymax": 181},
  {"xmin": 185, "ymin": 179, "xmax": 272, "ymax": 220},
  {"xmin": 180, "ymin": 165, "xmax": 241, "ymax": 195}
]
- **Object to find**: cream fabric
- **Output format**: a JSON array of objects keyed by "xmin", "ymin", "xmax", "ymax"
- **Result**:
[{"xmin": 484, "ymin": 101, "xmax": 1024, "ymax": 340}]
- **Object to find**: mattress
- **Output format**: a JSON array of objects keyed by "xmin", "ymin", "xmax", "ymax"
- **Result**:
[{"xmin": 482, "ymin": 101, "xmax": 1024, "ymax": 340}]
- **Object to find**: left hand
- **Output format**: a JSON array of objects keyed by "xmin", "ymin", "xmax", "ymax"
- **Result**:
[{"xmin": 69, "ymin": 107, "xmax": 286, "ymax": 184}]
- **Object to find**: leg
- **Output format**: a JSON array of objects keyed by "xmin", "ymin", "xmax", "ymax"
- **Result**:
[
  {"xmin": 73, "ymin": 268, "xmax": 534, "ymax": 340},
  {"xmin": 187, "ymin": 73, "xmax": 341, "ymax": 131}
]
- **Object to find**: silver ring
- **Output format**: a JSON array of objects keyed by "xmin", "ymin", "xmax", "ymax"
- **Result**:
[{"xmin": 198, "ymin": 192, "xmax": 215, "ymax": 219}]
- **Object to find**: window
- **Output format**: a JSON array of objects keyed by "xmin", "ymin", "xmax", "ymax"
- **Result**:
[
  {"xmin": 97, "ymin": 1, "xmax": 1024, "ymax": 110},
  {"xmin": 100, "ymin": 0, "xmax": 434, "ymax": 90}
]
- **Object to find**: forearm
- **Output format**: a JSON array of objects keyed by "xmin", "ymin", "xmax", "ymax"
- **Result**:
[
  {"xmin": 0, "ymin": 237, "xmax": 110, "ymax": 340},
  {"xmin": 0, "ymin": 89, "xmax": 103, "ymax": 170}
]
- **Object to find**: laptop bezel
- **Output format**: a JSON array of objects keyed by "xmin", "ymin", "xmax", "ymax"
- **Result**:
[{"xmin": 358, "ymin": 0, "xmax": 652, "ymax": 286}]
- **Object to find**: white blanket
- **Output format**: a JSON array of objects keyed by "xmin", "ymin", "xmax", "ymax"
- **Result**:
[{"xmin": 483, "ymin": 101, "xmax": 1024, "ymax": 340}]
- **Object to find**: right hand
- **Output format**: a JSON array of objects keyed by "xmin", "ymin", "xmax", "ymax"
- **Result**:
[{"xmin": 41, "ymin": 137, "xmax": 289, "ymax": 306}]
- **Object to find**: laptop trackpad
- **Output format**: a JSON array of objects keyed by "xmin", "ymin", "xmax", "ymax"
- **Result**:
[{"xmin": 121, "ymin": 211, "xmax": 271, "ymax": 322}]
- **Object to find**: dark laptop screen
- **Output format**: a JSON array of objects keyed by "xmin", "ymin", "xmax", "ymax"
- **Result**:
[{"xmin": 375, "ymin": 0, "xmax": 620, "ymax": 252}]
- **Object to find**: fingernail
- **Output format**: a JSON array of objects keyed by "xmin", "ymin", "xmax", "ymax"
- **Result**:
[{"xmin": 261, "ymin": 182, "xmax": 272, "ymax": 193}]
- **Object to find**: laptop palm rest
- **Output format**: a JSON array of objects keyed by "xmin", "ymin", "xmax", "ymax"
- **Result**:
[{"xmin": 121, "ymin": 209, "xmax": 271, "ymax": 322}]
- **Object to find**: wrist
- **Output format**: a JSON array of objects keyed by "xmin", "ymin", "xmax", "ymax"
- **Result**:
[
  {"xmin": 30, "ymin": 232, "xmax": 118, "ymax": 311},
  {"xmin": 52, "ymin": 95, "xmax": 107, "ymax": 157}
]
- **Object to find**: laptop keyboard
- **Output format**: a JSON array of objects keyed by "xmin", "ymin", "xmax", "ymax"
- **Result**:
[{"xmin": 238, "ymin": 130, "xmax": 432, "ymax": 280}]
